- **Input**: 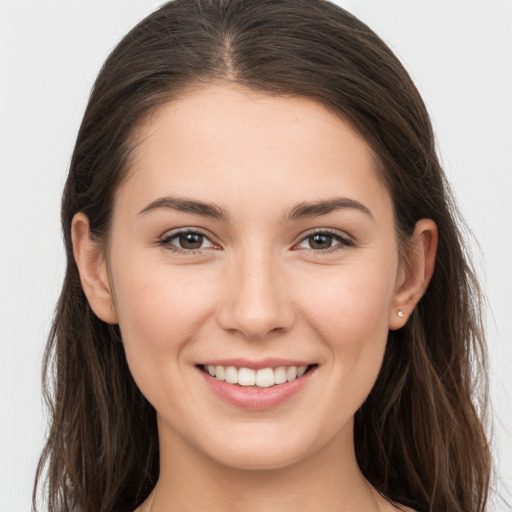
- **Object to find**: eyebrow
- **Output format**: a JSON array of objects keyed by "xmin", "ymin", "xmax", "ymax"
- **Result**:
[
  {"xmin": 285, "ymin": 197, "xmax": 373, "ymax": 221},
  {"xmin": 138, "ymin": 196, "xmax": 229, "ymax": 220},
  {"xmin": 137, "ymin": 195, "xmax": 372, "ymax": 221}
]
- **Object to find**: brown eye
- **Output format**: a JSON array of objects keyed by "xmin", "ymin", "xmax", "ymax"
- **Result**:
[
  {"xmin": 308, "ymin": 233, "xmax": 335, "ymax": 250},
  {"xmin": 160, "ymin": 230, "xmax": 216, "ymax": 252},
  {"xmin": 295, "ymin": 230, "xmax": 353, "ymax": 252},
  {"xmin": 178, "ymin": 232, "xmax": 204, "ymax": 249}
]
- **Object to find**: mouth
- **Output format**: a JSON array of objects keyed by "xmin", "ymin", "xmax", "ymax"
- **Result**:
[
  {"xmin": 197, "ymin": 361, "xmax": 318, "ymax": 410},
  {"xmin": 199, "ymin": 363, "xmax": 318, "ymax": 388}
]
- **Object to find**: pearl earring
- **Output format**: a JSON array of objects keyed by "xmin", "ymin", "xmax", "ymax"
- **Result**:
[{"xmin": 397, "ymin": 310, "xmax": 405, "ymax": 318}]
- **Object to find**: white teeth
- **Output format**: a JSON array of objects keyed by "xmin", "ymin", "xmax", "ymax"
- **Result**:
[
  {"xmin": 274, "ymin": 366, "xmax": 287, "ymax": 384},
  {"xmin": 215, "ymin": 365, "xmax": 225, "ymax": 381},
  {"xmin": 204, "ymin": 364, "xmax": 313, "ymax": 387},
  {"xmin": 297, "ymin": 365, "xmax": 308, "ymax": 378},
  {"xmin": 225, "ymin": 366, "xmax": 238, "ymax": 384},
  {"xmin": 286, "ymin": 366, "xmax": 297, "ymax": 381},
  {"xmin": 238, "ymin": 367, "xmax": 256, "ymax": 386},
  {"xmin": 256, "ymin": 368, "xmax": 274, "ymax": 388}
]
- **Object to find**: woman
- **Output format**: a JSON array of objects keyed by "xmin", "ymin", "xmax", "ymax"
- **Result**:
[{"xmin": 32, "ymin": 1, "xmax": 491, "ymax": 511}]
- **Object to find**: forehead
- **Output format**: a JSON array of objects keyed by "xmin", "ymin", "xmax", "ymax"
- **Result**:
[{"xmin": 116, "ymin": 84, "xmax": 392, "ymax": 220}]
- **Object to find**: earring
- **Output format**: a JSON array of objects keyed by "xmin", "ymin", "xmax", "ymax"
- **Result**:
[{"xmin": 397, "ymin": 310, "xmax": 405, "ymax": 318}]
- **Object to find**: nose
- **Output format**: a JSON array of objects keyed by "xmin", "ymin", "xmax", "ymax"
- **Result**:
[{"xmin": 217, "ymin": 249, "xmax": 295, "ymax": 341}]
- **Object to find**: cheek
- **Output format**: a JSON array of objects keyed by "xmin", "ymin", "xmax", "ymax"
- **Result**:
[
  {"xmin": 296, "ymin": 262, "xmax": 396, "ymax": 385},
  {"xmin": 296, "ymin": 271, "xmax": 393, "ymax": 428},
  {"xmin": 300, "ymin": 261, "xmax": 395, "ymax": 333},
  {"xmin": 109, "ymin": 255, "xmax": 217, "ymax": 383}
]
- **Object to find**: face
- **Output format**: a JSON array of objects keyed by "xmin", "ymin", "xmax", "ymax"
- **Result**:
[{"xmin": 104, "ymin": 85, "xmax": 406, "ymax": 470}]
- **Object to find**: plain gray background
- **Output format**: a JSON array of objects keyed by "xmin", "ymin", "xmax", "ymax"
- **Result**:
[{"xmin": 1, "ymin": 1, "xmax": 511, "ymax": 510}]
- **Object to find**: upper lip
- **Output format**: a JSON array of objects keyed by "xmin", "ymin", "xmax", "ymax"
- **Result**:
[{"xmin": 198, "ymin": 358, "xmax": 315, "ymax": 370}]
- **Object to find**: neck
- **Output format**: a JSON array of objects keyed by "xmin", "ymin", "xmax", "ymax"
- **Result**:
[{"xmin": 144, "ymin": 417, "xmax": 381, "ymax": 512}]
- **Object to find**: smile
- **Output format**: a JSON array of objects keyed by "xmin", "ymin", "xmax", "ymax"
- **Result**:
[
  {"xmin": 199, "ymin": 362, "xmax": 318, "ymax": 410},
  {"xmin": 201, "ymin": 364, "xmax": 315, "ymax": 388}
]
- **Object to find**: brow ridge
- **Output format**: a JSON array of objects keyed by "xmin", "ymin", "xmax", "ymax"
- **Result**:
[
  {"xmin": 138, "ymin": 196, "xmax": 229, "ymax": 220},
  {"xmin": 285, "ymin": 197, "xmax": 373, "ymax": 221},
  {"xmin": 138, "ymin": 195, "xmax": 372, "ymax": 222}
]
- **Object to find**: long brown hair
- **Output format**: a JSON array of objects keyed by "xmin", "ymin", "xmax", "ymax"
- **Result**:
[{"xmin": 33, "ymin": 1, "xmax": 491, "ymax": 511}]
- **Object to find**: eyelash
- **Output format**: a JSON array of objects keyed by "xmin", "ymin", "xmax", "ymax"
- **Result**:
[
  {"xmin": 294, "ymin": 228, "xmax": 354, "ymax": 254},
  {"xmin": 157, "ymin": 228, "xmax": 354, "ymax": 255},
  {"xmin": 157, "ymin": 228, "xmax": 218, "ymax": 256}
]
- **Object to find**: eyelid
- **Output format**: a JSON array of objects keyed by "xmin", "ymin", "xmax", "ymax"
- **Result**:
[
  {"xmin": 157, "ymin": 227, "xmax": 220, "ymax": 253},
  {"xmin": 292, "ymin": 228, "xmax": 355, "ymax": 253},
  {"xmin": 154, "ymin": 226, "xmax": 354, "ymax": 255}
]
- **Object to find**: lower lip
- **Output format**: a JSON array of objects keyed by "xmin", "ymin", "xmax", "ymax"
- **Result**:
[{"xmin": 198, "ymin": 366, "xmax": 316, "ymax": 410}]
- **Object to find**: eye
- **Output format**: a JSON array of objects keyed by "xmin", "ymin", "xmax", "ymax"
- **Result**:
[
  {"xmin": 159, "ymin": 229, "xmax": 217, "ymax": 253},
  {"xmin": 295, "ymin": 230, "xmax": 353, "ymax": 252}
]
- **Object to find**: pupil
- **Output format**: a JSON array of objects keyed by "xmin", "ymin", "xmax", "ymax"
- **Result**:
[
  {"xmin": 310, "ymin": 234, "xmax": 332, "ymax": 250},
  {"xmin": 180, "ymin": 233, "xmax": 203, "ymax": 249}
]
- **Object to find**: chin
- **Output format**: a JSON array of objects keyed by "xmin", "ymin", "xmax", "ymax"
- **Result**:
[
  {"xmin": 209, "ymin": 443, "xmax": 310, "ymax": 471},
  {"xmin": 194, "ymin": 421, "xmax": 342, "ymax": 472}
]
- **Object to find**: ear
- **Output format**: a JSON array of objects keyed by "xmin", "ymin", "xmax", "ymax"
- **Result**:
[
  {"xmin": 71, "ymin": 212, "xmax": 118, "ymax": 324},
  {"xmin": 389, "ymin": 219, "xmax": 438, "ymax": 330}
]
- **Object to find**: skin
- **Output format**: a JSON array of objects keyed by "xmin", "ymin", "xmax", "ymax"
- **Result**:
[{"xmin": 72, "ymin": 85, "xmax": 437, "ymax": 512}]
